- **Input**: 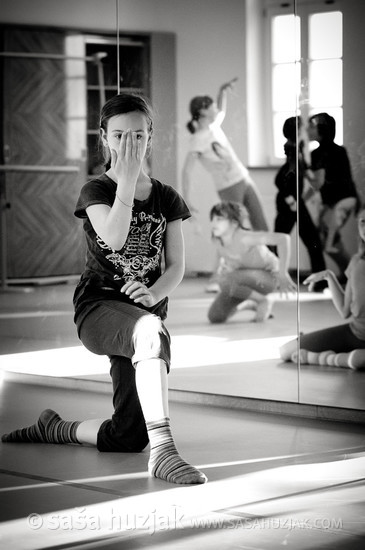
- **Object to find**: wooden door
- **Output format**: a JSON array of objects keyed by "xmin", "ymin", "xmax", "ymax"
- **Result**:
[{"xmin": 1, "ymin": 27, "xmax": 87, "ymax": 279}]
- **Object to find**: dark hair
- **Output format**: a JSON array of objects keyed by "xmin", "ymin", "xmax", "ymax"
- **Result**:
[
  {"xmin": 99, "ymin": 93, "xmax": 154, "ymax": 168},
  {"xmin": 186, "ymin": 95, "xmax": 213, "ymax": 134},
  {"xmin": 309, "ymin": 112, "xmax": 336, "ymax": 142},
  {"xmin": 209, "ymin": 201, "xmax": 250, "ymax": 230},
  {"xmin": 283, "ymin": 116, "xmax": 302, "ymax": 143}
]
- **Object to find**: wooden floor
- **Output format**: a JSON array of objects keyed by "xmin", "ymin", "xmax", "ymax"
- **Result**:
[
  {"xmin": 0, "ymin": 277, "xmax": 365, "ymax": 549},
  {"xmin": 1, "ymin": 276, "xmax": 365, "ymax": 416},
  {"xmin": 1, "ymin": 381, "xmax": 365, "ymax": 549}
]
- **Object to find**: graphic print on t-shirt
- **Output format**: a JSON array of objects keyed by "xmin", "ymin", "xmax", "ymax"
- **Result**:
[{"xmin": 96, "ymin": 210, "xmax": 166, "ymax": 284}]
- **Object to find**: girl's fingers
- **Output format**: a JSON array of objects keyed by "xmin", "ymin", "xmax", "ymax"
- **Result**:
[
  {"xmin": 120, "ymin": 280, "xmax": 137, "ymax": 294},
  {"xmin": 118, "ymin": 129, "xmax": 133, "ymax": 159},
  {"xmin": 124, "ymin": 129, "xmax": 132, "ymax": 157},
  {"xmin": 119, "ymin": 130, "xmax": 141, "ymax": 160},
  {"xmin": 136, "ymin": 136, "xmax": 142, "ymax": 160},
  {"xmin": 132, "ymin": 132, "xmax": 143, "ymax": 160},
  {"xmin": 303, "ymin": 274, "xmax": 316, "ymax": 285},
  {"xmin": 118, "ymin": 130, "xmax": 127, "ymax": 157},
  {"xmin": 131, "ymin": 131, "xmax": 137, "ymax": 157},
  {"xmin": 121, "ymin": 281, "xmax": 149, "ymax": 300},
  {"xmin": 131, "ymin": 288, "xmax": 149, "ymax": 300}
]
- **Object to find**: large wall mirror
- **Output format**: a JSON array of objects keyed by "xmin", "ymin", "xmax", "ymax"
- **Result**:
[
  {"xmin": 292, "ymin": 0, "xmax": 365, "ymax": 412},
  {"xmin": 0, "ymin": 0, "xmax": 364, "ymax": 417}
]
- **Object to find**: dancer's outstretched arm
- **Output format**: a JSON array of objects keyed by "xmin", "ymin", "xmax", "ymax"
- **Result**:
[{"xmin": 303, "ymin": 270, "xmax": 350, "ymax": 318}]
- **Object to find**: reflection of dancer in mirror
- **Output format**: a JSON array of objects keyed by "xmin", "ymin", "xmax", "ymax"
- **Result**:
[
  {"xmin": 182, "ymin": 79, "xmax": 269, "ymax": 291},
  {"xmin": 305, "ymin": 113, "xmax": 359, "ymax": 276},
  {"xmin": 274, "ymin": 116, "xmax": 326, "ymax": 290},
  {"xmin": 207, "ymin": 201, "xmax": 296, "ymax": 324},
  {"xmin": 280, "ymin": 206, "xmax": 365, "ymax": 370},
  {"xmin": 1, "ymin": 93, "xmax": 207, "ymax": 485}
]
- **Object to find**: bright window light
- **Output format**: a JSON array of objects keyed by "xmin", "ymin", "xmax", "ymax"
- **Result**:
[
  {"xmin": 271, "ymin": 14, "xmax": 301, "ymax": 160},
  {"xmin": 309, "ymin": 59, "xmax": 343, "ymax": 107},
  {"xmin": 272, "ymin": 15, "xmax": 300, "ymax": 63},
  {"xmin": 308, "ymin": 11, "xmax": 343, "ymax": 144},
  {"xmin": 272, "ymin": 64, "xmax": 299, "ymax": 111},
  {"xmin": 270, "ymin": 9, "xmax": 343, "ymax": 160},
  {"xmin": 309, "ymin": 11, "xmax": 343, "ymax": 59}
]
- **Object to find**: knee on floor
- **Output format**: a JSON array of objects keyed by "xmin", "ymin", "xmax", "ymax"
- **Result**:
[{"xmin": 207, "ymin": 310, "xmax": 227, "ymax": 324}]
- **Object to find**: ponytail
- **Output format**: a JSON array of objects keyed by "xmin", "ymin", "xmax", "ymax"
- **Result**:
[
  {"xmin": 187, "ymin": 95, "xmax": 213, "ymax": 134},
  {"xmin": 187, "ymin": 119, "xmax": 198, "ymax": 134}
]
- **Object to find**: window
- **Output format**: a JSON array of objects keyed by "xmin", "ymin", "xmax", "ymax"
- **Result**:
[
  {"xmin": 271, "ymin": 14, "xmax": 301, "ymax": 159},
  {"xmin": 307, "ymin": 11, "xmax": 343, "ymax": 144},
  {"xmin": 268, "ymin": 6, "xmax": 343, "ymax": 162}
]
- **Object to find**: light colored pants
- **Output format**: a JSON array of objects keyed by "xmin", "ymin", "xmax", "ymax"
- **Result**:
[{"xmin": 208, "ymin": 268, "xmax": 277, "ymax": 323}]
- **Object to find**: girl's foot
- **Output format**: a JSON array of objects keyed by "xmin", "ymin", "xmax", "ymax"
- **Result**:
[
  {"xmin": 205, "ymin": 282, "xmax": 220, "ymax": 293},
  {"xmin": 237, "ymin": 299, "xmax": 258, "ymax": 312},
  {"xmin": 147, "ymin": 419, "xmax": 207, "ymax": 484},
  {"xmin": 1, "ymin": 409, "xmax": 80, "ymax": 444},
  {"xmin": 254, "ymin": 297, "xmax": 273, "ymax": 322}
]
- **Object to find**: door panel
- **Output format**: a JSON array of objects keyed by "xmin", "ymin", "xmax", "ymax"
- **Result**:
[{"xmin": 2, "ymin": 27, "xmax": 86, "ymax": 278}]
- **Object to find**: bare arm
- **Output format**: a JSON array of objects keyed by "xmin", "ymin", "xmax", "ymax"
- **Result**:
[
  {"xmin": 303, "ymin": 270, "xmax": 351, "ymax": 318},
  {"xmin": 216, "ymin": 77, "xmax": 238, "ymax": 120},
  {"xmin": 86, "ymin": 201, "xmax": 133, "ymax": 252},
  {"xmin": 244, "ymin": 231, "xmax": 291, "ymax": 272},
  {"xmin": 86, "ymin": 130, "xmax": 143, "ymax": 251},
  {"xmin": 121, "ymin": 219, "xmax": 185, "ymax": 307}
]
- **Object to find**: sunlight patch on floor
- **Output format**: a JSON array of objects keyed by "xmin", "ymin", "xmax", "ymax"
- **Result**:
[
  {"xmin": 171, "ymin": 334, "xmax": 294, "ymax": 368},
  {"xmin": 0, "ymin": 455, "xmax": 363, "ymax": 549},
  {"xmin": 0, "ymin": 346, "xmax": 108, "ymax": 377},
  {"xmin": 0, "ymin": 333, "xmax": 295, "ymax": 377}
]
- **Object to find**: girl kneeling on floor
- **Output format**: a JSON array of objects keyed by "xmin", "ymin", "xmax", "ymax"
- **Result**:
[
  {"xmin": 1, "ymin": 93, "xmax": 207, "ymax": 485},
  {"xmin": 207, "ymin": 201, "xmax": 296, "ymax": 323}
]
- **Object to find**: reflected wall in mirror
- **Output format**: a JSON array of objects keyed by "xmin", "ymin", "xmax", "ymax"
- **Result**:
[
  {"xmin": 0, "ymin": 0, "xmax": 300, "ymax": 408},
  {"xmin": 1, "ymin": 0, "xmax": 364, "ymax": 413},
  {"xmin": 294, "ymin": 0, "xmax": 365, "ymax": 409}
]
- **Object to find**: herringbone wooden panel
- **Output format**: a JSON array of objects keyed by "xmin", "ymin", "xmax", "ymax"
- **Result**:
[
  {"xmin": 3, "ymin": 28, "xmax": 87, "ymax": 278},
  {"xmin": 6, "ymin": 172, "xmax": 85, "ymax": 277}
]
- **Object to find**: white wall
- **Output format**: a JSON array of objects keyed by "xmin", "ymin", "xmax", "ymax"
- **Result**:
[
  {"xmin": 0, "ymin": 0, "xmax": 248, "ymax": 272},
  {"xmin": 2, "ymin": 0, "xmax": 362, "ymax": 274}
]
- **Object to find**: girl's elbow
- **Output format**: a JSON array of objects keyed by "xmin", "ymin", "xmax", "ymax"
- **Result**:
[
  {"xmin": 177, "ymin": 262, "xmax": 185, "ymax": 282},
  {"xmin": 104, "ymin": 236, "xmax": 126, "ymax": 251},
  {"xmin": 166, "ymin": 258, "xmax": 185, "ymax": 280},
  {"xmin": 278, "ymin": 233, "xmax": 290, "ymax": 247},
  {"xmin": 337, "ymin": 304, "xmax": 350, "ymax": 319}
]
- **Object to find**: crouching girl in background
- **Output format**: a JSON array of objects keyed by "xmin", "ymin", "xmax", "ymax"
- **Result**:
[{"xmin": 207, "ymin": 201, "xmax": 296, "ymax": 324}]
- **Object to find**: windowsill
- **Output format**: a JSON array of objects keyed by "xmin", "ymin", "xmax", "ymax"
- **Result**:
[{"xmin": 248, "ymin": 164, "xmax": 282, "ymax": 170}]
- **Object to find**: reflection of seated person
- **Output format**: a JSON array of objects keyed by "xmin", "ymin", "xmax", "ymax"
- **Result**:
[
  {"xmin": 305, "ymin": 113, "xmax": 359, "ymax": 270},
  {"xmin": 280, "ymin": 205, "xmax": 365, "ymax": 370},
  {"xmin": 274, "ymin": 116, "xmax": 326, "ymax": 285},
  {"xmin": 207, "ymin": 201, "xmax": 296, "ymax": 324},
  {"xmin": 182, "ymin": 78, "xmax": 268, "ymax": 232}
]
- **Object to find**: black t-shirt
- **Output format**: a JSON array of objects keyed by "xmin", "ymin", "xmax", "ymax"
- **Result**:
[
  {"xmin": 73, "ymin": 174, "xmax": 190, "ymax": 325},
  {"xmin": 311, "ymin": 142, "xmax": 358, "ymax": 206},
  {"xmin": 275, "ymin": 142, "xmax": 306, "ymax": 209}
]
